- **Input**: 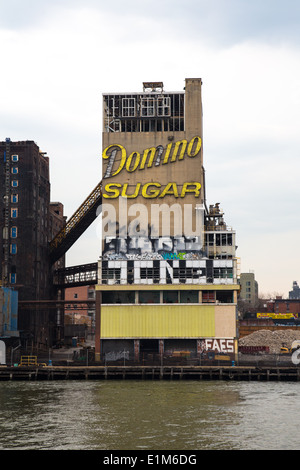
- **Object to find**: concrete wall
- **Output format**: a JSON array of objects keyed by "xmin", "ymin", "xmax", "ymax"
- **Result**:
[{"xmin": 101, "ymin": 79, "xmax": 204, "ymax": 255}]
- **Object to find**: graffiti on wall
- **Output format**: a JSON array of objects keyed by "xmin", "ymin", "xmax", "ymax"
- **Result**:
[
  {"xmin": 101, "ymin": 195, "xmax": 205, "ymax": 260},
  {"xmin": 198, "ymin": 339, "xmax": 235, "ymax": 354},
  {"xmin": 101, "ymin": 258, "xmax": 208, "ymax": 285},
  {"xmin": 102, "ymin": 235, "xmax": 204, "ymax": 260}
]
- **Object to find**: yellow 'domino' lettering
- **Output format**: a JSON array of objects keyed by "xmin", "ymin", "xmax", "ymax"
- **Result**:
[{"xmin": 102, "ymin": 144, "xmax": 127, "ymax": 177}]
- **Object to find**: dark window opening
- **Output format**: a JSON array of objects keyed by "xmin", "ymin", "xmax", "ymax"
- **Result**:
[
  {"xmin": 138, "ymin": 291, "xmax": 160, "ymax": 303},
  {"xmin": 102, "ymin": 291, "xmax": 135, "ymax": 304},
  {"xmin": 163, "ymin": 291, "xmax": 178, "ymax": 303},
  {"xmin": 140, "ymin": 339, "xmax": 159, "ymax": 354},
  {"xmin": 216, "ymin": 291, "xmax": 234, "ymax": 303}
]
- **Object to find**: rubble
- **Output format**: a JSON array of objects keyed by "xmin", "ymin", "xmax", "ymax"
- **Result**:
[{"xmin": 239, "ymin": 329, "xmax": 300, "ymax": 354}]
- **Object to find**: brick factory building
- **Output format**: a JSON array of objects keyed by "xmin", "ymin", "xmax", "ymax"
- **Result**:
[
  {"xmin": 95, "ymin": 79, "xmax": 240, "ymax": 362},
  {"xmin": 0, "ymin": 139, "xmax": 65, "ymax": 348}
]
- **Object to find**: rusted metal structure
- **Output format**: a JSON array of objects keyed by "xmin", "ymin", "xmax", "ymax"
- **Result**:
[
  {"xmin": 18, "ymin": 300, "xmax": 95, "ymax": 310},
  {"xmin": 52, "ymin": 263, "xmax": 98, "ymax": 288},
  {"xmin": 49, "ymin": 182, "xmax": 102, "ymax": 264}
]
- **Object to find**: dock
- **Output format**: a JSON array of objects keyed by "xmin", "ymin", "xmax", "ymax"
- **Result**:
[{"xmin": 1, "ymin": 364, "xmax": 300, "ymax": 381}]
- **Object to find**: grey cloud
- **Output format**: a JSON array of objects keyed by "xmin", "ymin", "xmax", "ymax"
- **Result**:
[{"xmin": 1, "ymin": 0, "xmax": 300, "ymax": 46}]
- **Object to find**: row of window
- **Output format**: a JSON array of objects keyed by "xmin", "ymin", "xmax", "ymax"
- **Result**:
[
  {"xmin": 102, "ymin": 290, "xmax": 234, "ymax": 304},
  {"xmin": 11, "ymin": 155, "xmax": 19, "ymax": 191},
  {"xmin": 101, "ymin": 267, "xmax": 233, "ymax": 282},
  {"xmin": 108, "ymin": 97, "xmax": 172, "ymax": 118},
  {"xmin": 206, "ymin": 233, "xmax": 233, "ymax": 246},
  {"xmin": 9, "ymin": 156, "xmax": 18, "ymax": 284}
]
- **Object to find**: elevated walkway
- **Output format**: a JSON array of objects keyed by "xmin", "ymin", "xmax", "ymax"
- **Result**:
[{"xmin": 52, "ymin": 263, "xmax": 98, "ymax": 288}]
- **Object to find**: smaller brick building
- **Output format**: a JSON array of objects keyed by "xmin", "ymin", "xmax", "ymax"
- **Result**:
[{"xmin": 65, "ymin": 285, "xmax": 95, "ymax": 329}]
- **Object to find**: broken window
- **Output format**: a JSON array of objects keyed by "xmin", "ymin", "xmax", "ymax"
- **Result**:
[
  {"xmin": 213, "ymin": 267, "xmax": 233, "ymax": 279},
  {"xmin": 122, "ymin": 98, "xmax": 136, "ymax": 117},
  {"xmin": 103, "ymin": 91, "xmax": 184, "ymax": 133},
  {"xmin": 157, "ymin": 97, "xmax": 171, "ymax": 116},
  {"xmin": 202, "ymin": 291, "xmax": 215, "ymax": 303},
  {"xmin": 101, "ymin": 268, "xmax": 121, "ymax": 283},
  {"xmin": 141, "ymin": 98, "xmax": 156, "ymax": 117}
]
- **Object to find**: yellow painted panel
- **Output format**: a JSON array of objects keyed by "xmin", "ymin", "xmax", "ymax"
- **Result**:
[{"xmin": 101, "ymin": 304, "xmax": 215, "ymax": 338}]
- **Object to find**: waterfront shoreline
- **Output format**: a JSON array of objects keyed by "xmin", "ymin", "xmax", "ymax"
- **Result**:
[{"xmin": 1, "ymin": 364, "xmax": 300, "ymax": 381}]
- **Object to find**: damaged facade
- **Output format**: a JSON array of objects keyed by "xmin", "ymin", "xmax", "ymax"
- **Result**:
[{"xmin": 95, "ymin": 79, "xmax": 240, "ymax": 362}]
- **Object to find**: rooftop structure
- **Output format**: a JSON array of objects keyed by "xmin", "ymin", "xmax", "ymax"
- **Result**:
[{"xmin": 289, "ymin": 281, "xmax": 300, "ymax": 300}]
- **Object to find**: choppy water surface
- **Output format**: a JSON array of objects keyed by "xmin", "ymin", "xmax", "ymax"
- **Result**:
[{"xmin": 0, "ymin": 380, "xmax": 299, "ymax": 450}]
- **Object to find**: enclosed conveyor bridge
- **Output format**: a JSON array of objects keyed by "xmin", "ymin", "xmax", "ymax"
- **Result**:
[{"xmin": 49, "ymin": 181, "xmax": 102, "ymax": 264}]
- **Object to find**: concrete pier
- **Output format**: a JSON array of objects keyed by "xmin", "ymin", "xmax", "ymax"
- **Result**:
[{"xmin": 1, "ymin": 365, "xmax": 300, "ymax": 381}]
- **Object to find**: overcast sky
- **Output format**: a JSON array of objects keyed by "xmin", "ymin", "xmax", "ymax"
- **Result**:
[{"xmin": 1, "ymin": 0, "xmax": 299, "ymax": 296}]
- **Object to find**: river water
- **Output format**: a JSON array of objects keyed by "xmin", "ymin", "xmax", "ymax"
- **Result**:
[{"xmin": 0, "ymin": 379, "xmax": 299, "ymax": 451}]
